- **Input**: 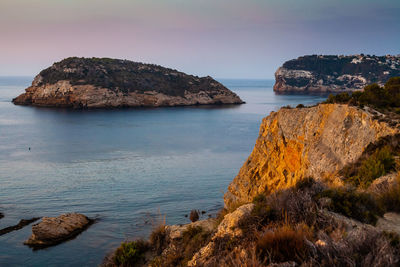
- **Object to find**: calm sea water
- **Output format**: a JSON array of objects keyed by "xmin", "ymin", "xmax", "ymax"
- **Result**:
[{"xmin": 0, "ymin": 77, "xmax": 326, "ymax": 266}]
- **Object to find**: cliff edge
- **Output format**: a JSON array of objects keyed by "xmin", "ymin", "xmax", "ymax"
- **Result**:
[
  {"xmin": 12, "ymin": 57, "xmax": 243, "ymax": 108},
  {"xmin": 274, "ymin": 55, "xmax": 400, "ymax": 94},
  {"xmin": 224, "ymin": 104, "xmax": 398, "ymax": 208}
]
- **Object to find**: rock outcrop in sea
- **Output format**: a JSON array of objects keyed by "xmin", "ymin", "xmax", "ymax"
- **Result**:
[
  {"xmin": 24, "ymin": 213, "xmax": 92, "ymax": 248},
  {"xmin": 13, "ymin": 57, "xmax": 244, "ymax": 108},
  {"xmin": 274, "ymin": 55, "xmax": 400, "ymax": 94}
]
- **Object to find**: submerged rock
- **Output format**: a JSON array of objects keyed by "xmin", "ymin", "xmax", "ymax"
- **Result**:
[
  {"xmin": 12, "ymin": 57, "xmax": 244, "ymax": 108},
  {"xmin": 0, "ymin": 217, "xmax": 40, "ymax": 236},
  {"xmin": 24, "ymin": 213, "xmax": 92, "ymax": 248}
]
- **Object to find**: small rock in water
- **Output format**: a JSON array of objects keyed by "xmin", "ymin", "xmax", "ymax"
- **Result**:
[
  {"xmin": 0, "ymin": 217, "xmax": 40, "ymax": 236},
  {"xmin": 189, "ymin": 210, "xmax": 199, "ymax": 222},
  {"xmin": 24, "ymin": 213, "xmax": 93, "ymax": 249}
]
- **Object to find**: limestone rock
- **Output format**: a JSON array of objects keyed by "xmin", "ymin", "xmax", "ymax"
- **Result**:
[
  {"xmin": 13, "ymin": 57, "xmax": 243, "ymax": 108},
  {"xmin": 165, "ymin": 218, "xmax": 216, "ymax": 240},
  {"xmin": 214, "ymin": 203, "xmax": 254, "ymax": 239},
  {"xmin": 274, "ymin": 55, "xmax": 400, "ymax": 94},
  {"xmin": 188, "ymin": 204, "xmax": 254, "ymax": 266},
  {"xmin": 377, "ymin": 213, "xmax": 400, "ymax": 235},
  {"xmin": 368, "ymin": 172, "xmax": 398, "ymax": 195},
  {"xmin": 24, "ymin": 213, "xmax": 92, "ymax": 248},
  {"xmin": 224, "ymin": 104, "xmax": 398, "ymax": 208}
]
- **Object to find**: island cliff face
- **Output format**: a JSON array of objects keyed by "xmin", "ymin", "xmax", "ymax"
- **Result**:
[
  {"xmin": 224, "ymin": 104, "xmax": 398, "ymax": 208},
  {"xmin": 274, "ymin": 55, "xmax": 400, "ymax": 94},
  {"xmin": 12, "ymin": 57, "xmax": 243, "ymax": 108}
]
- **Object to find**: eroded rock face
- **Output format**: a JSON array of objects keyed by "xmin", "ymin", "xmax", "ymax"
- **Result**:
[
  {"xmin": 13, "ymin": 57, "xmax": 244, "ymax": 108},
  {"xmin": 188, "ymin": 204, "xmax": 254, "ymax": 266},
  {"xmin": 224, "ymin": 104, "xmax": 398, "ymax": 208},
  {"xmin": 274, "ymin": 55, "xmax": 400, "ymax": 94},
  {"xmin": 24, "ymin": 213, "xmax": 92, "ymax": 248}
]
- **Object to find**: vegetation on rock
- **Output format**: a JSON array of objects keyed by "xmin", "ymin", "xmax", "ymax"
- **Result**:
[
  {"xmin": 316, "ymin": 188, "xmax": 384, "ymax": 225},
  {"xmin": 343, "ymin": 145, "xmax": 396, "ymax": 188},
  {"xmin": 112, "ymin": 240, "xmax": 149, "ymax": 267},
  {"xmin": 36, "ymin": 57, "xmax": 229, "ymax": 97},
  {"xmin": 274, "ymin": 55, "xmax": 400, "ymax": 93},
  {"xmin": 325, "ymin": 77, "xmax": 400, "ymax": 111}
]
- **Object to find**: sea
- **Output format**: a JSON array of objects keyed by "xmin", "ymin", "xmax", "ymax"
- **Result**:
[{"xmin": 0, "ymin": 77, "xmax": 326, "ymax": 266}]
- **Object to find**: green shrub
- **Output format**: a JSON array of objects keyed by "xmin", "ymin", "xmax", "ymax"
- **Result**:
[
  {"xmin": 323, "ymin": 77, "xmax": 400, "ymax": 109},
  {"xmin": 113, "ymin": 240, "xmax": 149, "ymax": 266},
  {"xmin": 345, "ymin": 146, "xmax": 395, "ymax": 188},
  {"xmin": 317, "ymin": 188, "xmax": 384, "ymax": 225},
  {"xmin": 325, "ymin": 92, "xmax": 351, "ymax": 104}
]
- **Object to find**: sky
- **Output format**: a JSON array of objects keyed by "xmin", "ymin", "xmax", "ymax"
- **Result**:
[{"xmin": 0, "ymin": 0, "xmax": 399, "ymax": 79}]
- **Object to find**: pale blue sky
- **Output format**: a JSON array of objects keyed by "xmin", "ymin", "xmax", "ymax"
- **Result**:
[{"xmin": 0, "ymin": 0, "xmax": 399, "ymax": 78}]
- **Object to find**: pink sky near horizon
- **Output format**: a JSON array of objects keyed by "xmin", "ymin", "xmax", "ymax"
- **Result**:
[{"xmin": 1, "ymin": 0, "xmax": 399, "ymax": 78}]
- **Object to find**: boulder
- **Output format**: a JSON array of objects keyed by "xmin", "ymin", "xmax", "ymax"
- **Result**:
[{"xmin": 24, "ymin": 213, "xmax": 92, "ymax": 248}]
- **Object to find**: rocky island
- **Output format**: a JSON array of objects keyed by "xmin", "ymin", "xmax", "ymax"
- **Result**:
[
  {"xmin": 12, "ymin": 57, "xmax": 243, "ymax": 108},
  {"xmin": 103, "ymin": 78, "xmax": 400, "ymax": 266},
  {"xmin": 274, "ymin": 55, "xmax": 400, "ymax": 94}
]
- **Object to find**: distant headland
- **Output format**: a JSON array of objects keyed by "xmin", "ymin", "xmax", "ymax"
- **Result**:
[
  {"xmin": 12, "ymin": 57, "xmax": 244, "ymax": 108},
  {"xmin": 274, "ymin": 54, "xmax": 400, "ymax": 94}
]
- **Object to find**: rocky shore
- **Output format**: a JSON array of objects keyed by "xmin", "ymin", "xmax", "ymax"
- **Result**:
[
  {"xmin": 103, "ymin": 78, "xmax": 400, "ymax": 266},
  {"xmin": 12, "ymin": 57, "xmax": 244, "ymax": 109},
  {"xmin": 274, "ymin": 55, "xmax": 400, "ymax": 94}
]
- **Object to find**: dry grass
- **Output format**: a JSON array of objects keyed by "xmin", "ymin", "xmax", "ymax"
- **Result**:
[
  {"xmin": 378, "ymin": 174, "xmax": 400, "ymax": 212},
  {"xmin": 256, "ymin": 223, "xmax": 312, "ymax": 264}
]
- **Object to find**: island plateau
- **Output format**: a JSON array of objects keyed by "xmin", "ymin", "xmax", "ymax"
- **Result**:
[{"xmin": 12, "ymin": 57, "xmax": 243, "ymax": 108}]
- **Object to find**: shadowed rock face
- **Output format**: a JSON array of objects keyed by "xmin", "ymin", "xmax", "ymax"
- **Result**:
[
  {"xmin": 274, "ymin": 55, "xmax": 400, "ymax": 94},
  {"xmin": 24, "ymin": 213, "xmax": 92, "ymax": 248},
  {"xmin": 224, "ymin": 104, "xmax": 399, "ymax": 208},
  {"xmin": 12, "ymin": 57, "xmax": 244, "ymax": 108}
]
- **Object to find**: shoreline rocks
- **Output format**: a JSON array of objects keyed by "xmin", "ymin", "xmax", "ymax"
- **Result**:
[
  {"xmin": 12, "ymin": 57, "xmax": 244, "ymax": 109},
  {"xmin": 24, "ymin": 213, "xmax": 93, "ymax": 249}
]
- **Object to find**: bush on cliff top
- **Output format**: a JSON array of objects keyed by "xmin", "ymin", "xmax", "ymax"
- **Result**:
[
  {"xmin": 113, "ymin": 240, "xmax": 149, "ymax": 267},
  {"xmin": 344, "ymin": 145, "xmax": 396, "ymax": 188},
  {"xmin": 324, "ymin": 77, "xmax": 400, "ymax": 109},
  {"xmin": 317, "ymin": 187, "xmax": 384, "ymax": 225}
]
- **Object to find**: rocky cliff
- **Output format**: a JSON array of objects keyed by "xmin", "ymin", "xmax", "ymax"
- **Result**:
[
  {"xmin": 105, "ymin": 103, "xmax": 400, "ymax": 266},
  {"xmin": 12, "ymin": 57, "xmax": 243, "ymax": 108},
  {"xmin": 224, "ymin": 104, "xmax": 399, "ymax": 208},
  {"xmin": 274, "ymin": 55, "xmax": 400, "ymax": 94}
]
